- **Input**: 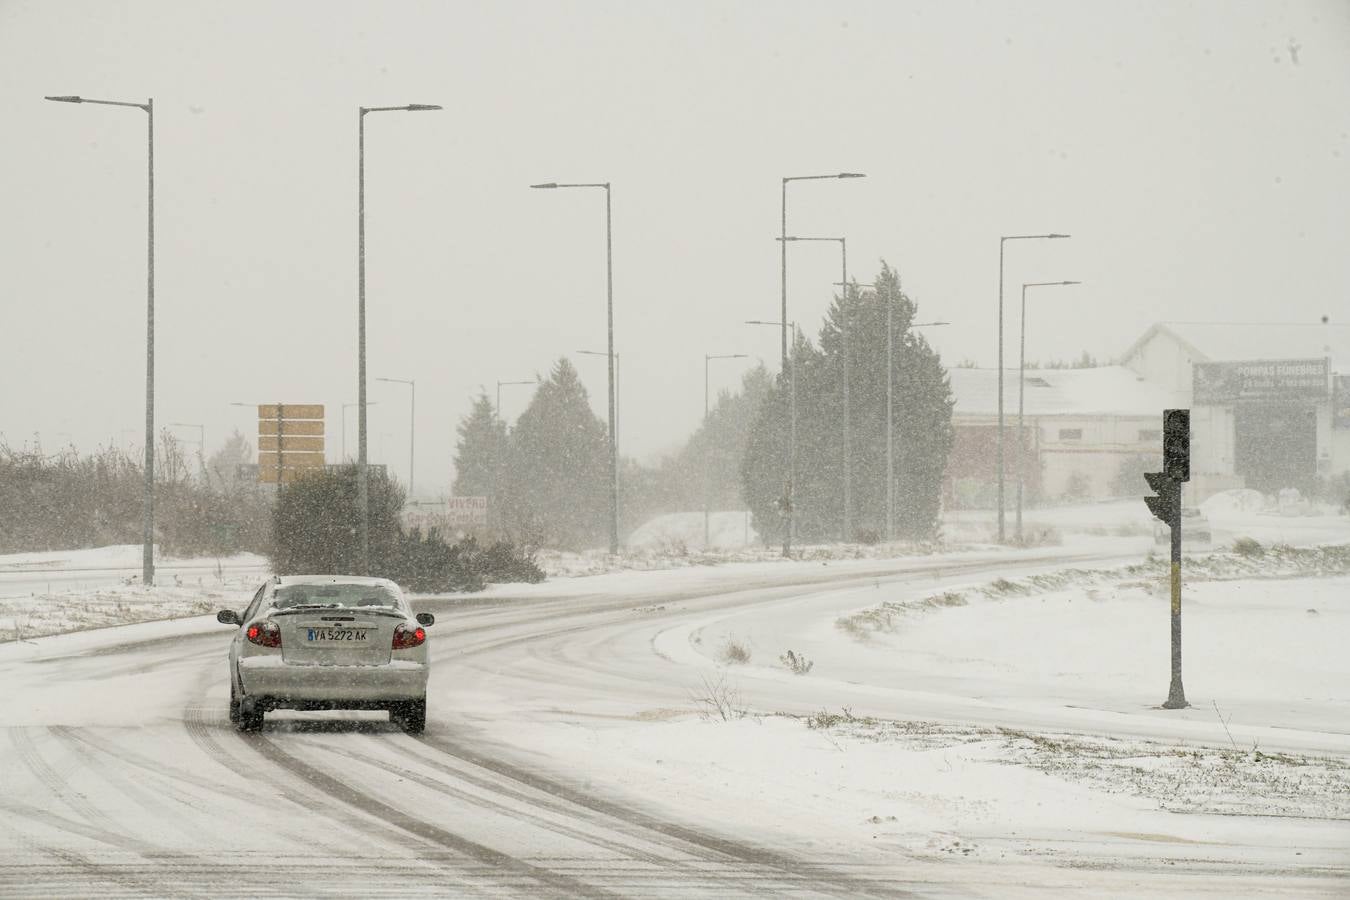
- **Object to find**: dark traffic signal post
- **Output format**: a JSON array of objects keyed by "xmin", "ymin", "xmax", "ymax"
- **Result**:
[{"xmin": 1144, "ymin": 409, "xmax": 1190, "ymax": 709}]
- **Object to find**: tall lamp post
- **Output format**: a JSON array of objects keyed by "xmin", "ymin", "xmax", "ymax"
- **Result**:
[
  {"xmin": 780, "ymin": 172, "xmax": 864, "ymax": 554},
  {"xmin": 997, "ymin": 233, "xmax": 1070, "ymax": 543},
  {"xmin": 375, "ymin": 377, "xmax": 415, "ymax": 500},
  {"xmin": 341, "ymin": 401, "xmax": 377, "ymax": 461},
  {"xmin": 532, "ymin": 181, "xmax": 618, "ymax": 555},
  {"xmin": 576, "ymin": 349, "xmax": 622, "ymax": 462},
  {"xmin": 747, "ymin": 320, "xmax": 798, "ymax": 551},
  {"xmin": 496, "ymin": 379, "xmax": 536, "ymax": 419},
  {"xmin": 782, "ymin": 235, "xmax": 850, "ymax": 540},
  {"xmin": 835, "ymin": 280, "xmax": 948, "ymax": 540},
  {"xmin": 703, "ymin": 353, "xmax": 748, "ymax": 547},
  {"xmin": 358, "ymin": 102, "xmax": 441, "ymax": 575},
  {"xmin": 46, "ymin": 93, "xmax": 157, "ymax": 586},
  {"xmin": 1016, "ymin": 280, "xmax": 1081, "ymax": 542}
]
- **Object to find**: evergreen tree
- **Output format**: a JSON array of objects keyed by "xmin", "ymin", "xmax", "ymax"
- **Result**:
[
  {"xmin": 499, "ymin": 358, "xmax": 609, "ymax": 549},
  {"xmin": 741, "ymin": 261, "xmax": 954, "ymax": 543},
  {"xmin": 452, "ymin": 392, "xmax": 510, "ymax": 526}
]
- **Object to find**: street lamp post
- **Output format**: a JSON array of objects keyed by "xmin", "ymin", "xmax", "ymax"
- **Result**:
[
  {"xmin": 358, "ymin": 102, "xmax": 440, "ymax": 575},
  {"xmin": 783, "ymin": 235, "xmax": 849, "ymax": 540},
  {"xmin": 46, "ymin": 94, "xmax": 156, "ymax": 586},
  {"xmin": 747, "ymin": 320, "xmax": 797, "ymax": 550},
  {"xmin": 835, "ymin": 280, "xmax": 949, "ymax": 541},
  {"xmin": 576, "ymin": 349, "xmax": 622, "ymax": 459},
  {"xmin": 533, "ymin": 181, "xmax": 619, "ymax": 555},
  {"xmin": 375, "ymin": 377, "xmax": 415, "ymax": 500},
  {"xmin": 997, "ymin": 233, "xmax": 1070, "ymax": 543},
  {"xmin": 703, "ymin": 353, "xmax": 748, "ymax": 548},
  {"xmin": 779, "ymin": 172, "xmax": 864, "ymax": 555},
  {"xmin": 341, "ymin": 401, "xmax": 377, "ymax": 461},
  {"xmin": 496, "ymin": 379, "xmax": 536, "ymax": 419},
  {"xmin": 1016, "ymin": 281, "xmax": 1081, "ymax": 542}
]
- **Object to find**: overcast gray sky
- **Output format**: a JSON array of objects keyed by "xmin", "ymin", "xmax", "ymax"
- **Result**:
[{"xmin": 2, "ymin": 0, "xmax": 1347, "ymax": 496}]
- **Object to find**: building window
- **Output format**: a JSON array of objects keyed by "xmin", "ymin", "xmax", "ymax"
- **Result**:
[
  {"xmin": 1058, "ymin": 428, "xmax": 1083, "ymax": 441},
  {"xmin": 1138, "ymin": 429, "xmax": 1161, "ymax": 442}
]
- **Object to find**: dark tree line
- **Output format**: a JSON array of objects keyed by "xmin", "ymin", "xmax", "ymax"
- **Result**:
[
  {"xmin": 0, "ymin": 431, "xmax": 270, "ymax": 557},
  {"xmin": 451, "ymin": 262, "xmax": 953, "ymax": 551}
]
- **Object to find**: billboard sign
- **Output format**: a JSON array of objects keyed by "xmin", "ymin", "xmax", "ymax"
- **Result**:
[
  {"xmin": 446, "ymin": 496, "xmax": 489, "ymax": 527},
  {"xmin": 252, "ymin": 403, "xmax": 325, "ymax": 483},
  {"xmin": 1193, "ymin": 358, "xmax": 1328, "ymax": 404}
]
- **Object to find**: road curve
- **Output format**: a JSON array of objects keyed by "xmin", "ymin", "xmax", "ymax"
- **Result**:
[{"xmin": 6, "ymin": 547, "xmax": 1328, "ymax": 897}]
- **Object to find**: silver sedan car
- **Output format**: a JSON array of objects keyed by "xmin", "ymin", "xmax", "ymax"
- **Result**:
[{"xmin": 217, "ymin": 575, "xmax": 433, "ymax": 733}]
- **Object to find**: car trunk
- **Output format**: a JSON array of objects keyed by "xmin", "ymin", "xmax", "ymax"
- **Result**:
[{"xmin": 277, "ymin": 611, "xmax": 396, "ymax": 666}]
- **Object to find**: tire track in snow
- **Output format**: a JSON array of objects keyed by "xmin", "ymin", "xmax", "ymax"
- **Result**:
[
  {"xmin": 311, "ymin": 735, "xmax": 787, "ymax": 897},
  {"xmin": 246, "ymin": 731, "xmax": 624, "ymax": 899}
]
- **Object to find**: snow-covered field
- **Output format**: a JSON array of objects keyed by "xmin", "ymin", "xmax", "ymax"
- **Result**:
[
  {"xmin": 0, "ymin": 545, "xmax": 268, "ymax": 640},
  {"xmin": 470, "ymin": 555, "xmax": 1350, "ymax": 891}
]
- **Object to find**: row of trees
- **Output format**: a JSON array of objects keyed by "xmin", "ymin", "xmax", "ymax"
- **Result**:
[
  {"xmin": 452, "ymin": 261, "xmax": 954, "ymax": 549},
  {"xmin": 0, "ymin": 431, "xmax": 269, "ymax": 556}
]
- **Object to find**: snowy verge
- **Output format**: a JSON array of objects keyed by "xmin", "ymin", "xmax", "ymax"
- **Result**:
[
  {"xmin": 501, "ymin": 711, "xmax": 1349, "ymax": 878},
  {"xmin": 836, "ymin": 543, "xmax": 1350, "ymax": 638}
]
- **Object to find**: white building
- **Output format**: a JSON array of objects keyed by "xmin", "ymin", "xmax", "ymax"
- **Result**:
[
  {"xmin": 1119, "ymin": 322, "xmax": 1350, "ymax": 498},
  {"xmin": 945, "ymin": 366, "xmax": 1186, "ymax": 505}
]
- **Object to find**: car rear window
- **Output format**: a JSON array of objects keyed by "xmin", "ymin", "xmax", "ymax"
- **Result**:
[{"xmin": 269, "ymin": 583, "xmax": 404, "ymax": 611}]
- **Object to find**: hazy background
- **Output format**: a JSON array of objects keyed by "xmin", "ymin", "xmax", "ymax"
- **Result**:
[{"xmin": 2, "ymin": 0, "xmax": 1346, "ymax": 497}]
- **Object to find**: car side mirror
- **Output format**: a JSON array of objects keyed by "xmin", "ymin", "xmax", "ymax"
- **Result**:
[
  {"xmin": 415, "ymin": 613, "xmax": 434, "ymax": 627},
  {"xmin": 217, "ymin": 609, "xmax": 241, "ymax": 626}
]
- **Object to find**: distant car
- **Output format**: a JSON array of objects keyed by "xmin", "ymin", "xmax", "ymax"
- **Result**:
[
  {"xmin": 217, "ymin": 575, "xmax": 433, "ymax": 733},
  {"xmin": 1153, "ymin": 507, "xmax": 1212, "ymax": 545}
]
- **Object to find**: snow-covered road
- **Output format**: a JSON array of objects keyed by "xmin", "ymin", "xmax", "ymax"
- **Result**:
[{"xmin": 2, "ymin": 545, "xmax": 1346, "ymax": 897}]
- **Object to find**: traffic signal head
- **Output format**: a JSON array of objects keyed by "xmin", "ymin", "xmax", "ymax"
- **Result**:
[
  {"xmin": 1143, "ymin": 471, "xmax": 1180, "ymax": 526},
  {"xmin": 1163, "ymin": 409, "xmax": 1190, "ymax": 482}
]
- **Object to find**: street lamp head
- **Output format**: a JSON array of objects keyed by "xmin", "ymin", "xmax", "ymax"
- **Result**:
[
  {"xmin": 1048, "ymin": 233, "xmax": 1071, "ymax": 239},
  {"xmin": 1061, "ymin": 280, "xmax": 1082, "ymax": 285},
  {"xmin": 838, "ymin": 172, "xmax": 866, "ymax": 179},
  {"xmin": 530, "ymin": 182, "xmax": 559, "ymax": 189},
  {"xmin": 44, "ymin": 95, "xmax": 83, "ymax": 103},
  {"xmin": 404, "ymin": 104, "xmax": 441, "ymax": 111}
]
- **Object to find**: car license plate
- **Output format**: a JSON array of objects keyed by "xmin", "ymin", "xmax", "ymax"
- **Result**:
[{"xmin": 306, "ymin": 628, "xmax": 369, "ymax": 643}]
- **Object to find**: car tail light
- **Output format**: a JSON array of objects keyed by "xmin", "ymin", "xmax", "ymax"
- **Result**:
[
  {"xmin": 246, "ymin": 620, "xmax": 282, "ymax": 648},
  {"xmin": 392, "ymin": 623, "xmax": 425, "ymax": 650}
]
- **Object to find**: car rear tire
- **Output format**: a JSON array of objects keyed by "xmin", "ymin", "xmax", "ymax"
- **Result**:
[
  {"xmin": 392, "ymin": 698, "xmax": 426, "ymax": 734},
  {"xmin": 236, "ymin": 696, "xmax": 264, "ymax": 733},
  {"xmin": 228, "ymin": 683, "xmax": 241, "ymax": 724}
]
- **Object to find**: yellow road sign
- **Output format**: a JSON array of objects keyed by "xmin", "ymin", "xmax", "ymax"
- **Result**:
[
  {"xmin": 259, "ymin": 420, "xmax": 325, "ymax": 436},
  {"xmin": 259, "ymin": 436, "xmax": 325, "ymax": 452},
  {"xmin": 258, "ymin": 404, "xmax": 324, "ymax": 420},
  {"xmin": 258, "ymin": 451, "xmax": 326, "ymax": 469}
]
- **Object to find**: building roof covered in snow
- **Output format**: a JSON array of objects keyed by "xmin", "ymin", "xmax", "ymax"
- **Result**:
[
  {"xmin": 949, "ymin": 366, "xmax": 1188, "ymax": 419},
  {"xmin": 1121, "ymin": 321, "xmax": 1350, "ymax": 371}
]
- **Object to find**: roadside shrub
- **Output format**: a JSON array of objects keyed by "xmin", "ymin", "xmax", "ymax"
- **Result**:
[
  {"xmin": 690, "ymin": 672, "xmax": 745, "ymax": 721},
  {"xmin": 718, "ymin": 636, "xmax": 751, "ymax": 665},
  {"xmin": 270, "ymin": 468, "xmax": 541, "ymax": 592},
  {"xmin": 854, "ymin": 528, "xmax": 881, "ymax": 546},
  {"xmin": 1232, "ymin": 536, "xmax": 1264, "ymax": 558},
  {"xmin": 463, "ymin": 537, "xmax": 545, "ymax": 583},
  {"xmin": 780, "ymin": 650, "xmax": 814, "ymax": 675}
]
